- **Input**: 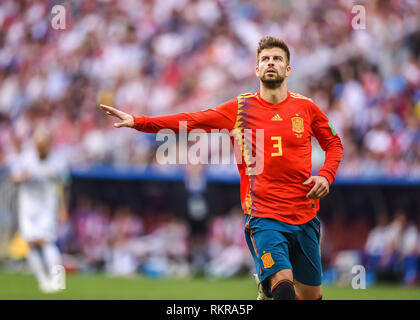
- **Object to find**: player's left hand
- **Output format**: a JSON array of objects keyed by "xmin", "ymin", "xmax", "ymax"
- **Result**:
[{"xmin": 303, "ymin": 176, "xmax": 329, "ymax": 199}]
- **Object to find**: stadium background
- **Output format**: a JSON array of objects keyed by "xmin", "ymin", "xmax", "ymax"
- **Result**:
[{"xmin": 1, "ymin": 0, "xmax": 420, "ymax": 299}]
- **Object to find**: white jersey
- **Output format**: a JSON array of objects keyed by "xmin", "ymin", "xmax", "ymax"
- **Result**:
[{"xmin": 12, "ymin": 146, "xmax": 67, "ymax": 242}]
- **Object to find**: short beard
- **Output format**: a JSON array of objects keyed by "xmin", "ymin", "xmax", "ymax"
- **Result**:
[{"xmin": 260, "ymin": 75, "xmax": 284, "ymax": 89}]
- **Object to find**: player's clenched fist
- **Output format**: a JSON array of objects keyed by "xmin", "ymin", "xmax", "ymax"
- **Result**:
[
  {"xmin": 303, "ymin": 176, "xmax": 330, "ymax": 199},
  {"xmin": 98, "ymin": 104, "xmax": 134, "ymax": 128}
]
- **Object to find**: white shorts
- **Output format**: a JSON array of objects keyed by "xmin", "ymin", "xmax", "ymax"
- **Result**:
[{"xmin": 18, "ymin": 210, "xmax": 57, "ymax": 243}]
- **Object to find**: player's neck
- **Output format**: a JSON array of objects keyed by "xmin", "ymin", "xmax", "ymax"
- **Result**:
[{"xmin": 259, "ymin": 83, "xmax": 288, "ymax": 104}]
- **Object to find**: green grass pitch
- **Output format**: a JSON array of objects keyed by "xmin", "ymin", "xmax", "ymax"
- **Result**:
[{"xmin": 1, "ymin": 271, "xmax": 420, "ymax": 300}]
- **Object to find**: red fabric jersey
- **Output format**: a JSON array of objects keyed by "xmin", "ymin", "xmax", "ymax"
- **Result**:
[{"xmin": 133, "ymin": 91, "xmax": 343, "ymax": 225}]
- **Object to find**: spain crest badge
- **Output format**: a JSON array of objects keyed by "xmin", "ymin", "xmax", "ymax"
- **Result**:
[
  {"xmin": 291, "ymin": 116, "xmax": 304, "ymax": 133},
  {"xmin": 261, "ymin": 252, "xmax": 275, "ymax": 268}
]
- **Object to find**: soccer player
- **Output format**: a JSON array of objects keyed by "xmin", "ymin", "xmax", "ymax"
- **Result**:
[
  {"xmin": 99, "ymin": 36, "xmax": 343, "ymax": 300},
  {"xmin": 11, "ymin": 128, "xmax": 67, "ymax": 293}
]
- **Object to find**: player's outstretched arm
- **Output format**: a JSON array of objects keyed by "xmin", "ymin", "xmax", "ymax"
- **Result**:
[
  {"xmin": 98, "ymin": 104, "xmax": 134, "ymax": 128},
  {"xmin": 99, "ymin": 99, "xmax": 238, "ymax": 133}
]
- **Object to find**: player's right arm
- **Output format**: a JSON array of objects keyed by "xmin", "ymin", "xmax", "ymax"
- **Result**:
[
  {"xmin": 10, "ymin": 171, "xmax": 28, "ymax": 183},
  {"xmin": 10, "ymin": 155, "xmax": 28, "ymax": 183},
  {"xmin": 98, "ymin": 99, "xmax": 238, "ymax": 133}
]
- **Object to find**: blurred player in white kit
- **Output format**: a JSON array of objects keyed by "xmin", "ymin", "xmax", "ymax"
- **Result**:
[{"xmin": 11, "ymin": 127, "xmax": 68, "ymax": 293}]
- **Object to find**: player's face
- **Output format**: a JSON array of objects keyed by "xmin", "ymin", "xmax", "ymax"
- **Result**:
[
  {"xmin": 256, "ymin": 48, "xmax": 291, "ymax": 89},
  {"xmin": 35, "ymin": 136, "xmax": 51, "ymax": 159}
]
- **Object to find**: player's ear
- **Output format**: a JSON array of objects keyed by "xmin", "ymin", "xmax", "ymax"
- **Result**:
[
  {"xmin": 285, "ymin": 64, "xmax": 292, "ymax": 77},
  {"xmin": 255, "ymin": 64, "xmax": 260, "ymax": 77}
]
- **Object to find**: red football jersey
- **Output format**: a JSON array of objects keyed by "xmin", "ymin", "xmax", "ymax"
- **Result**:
[{"xmin": 133, "ymin": 91, "xmax": 343, "ymax": 225}]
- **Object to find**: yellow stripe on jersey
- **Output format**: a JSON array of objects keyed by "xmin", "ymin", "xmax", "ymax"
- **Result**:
[
  {"xmin": 245, "ymin": 191, "xmax": 253, "ymax": 215},
  {"xmin": 239, "ymin": 92, "xmax": 257, "ymax": 98},
  {"xmin": 233, "ymin": 94, "xmax": 256, "ymax": 216},
  {"xmin": 233, "ymin": 95, "xmax": 254, "ymax": 169},
  {"xmin": 289, "ymin": 92, "xmax": 314, "ymax": 102}
]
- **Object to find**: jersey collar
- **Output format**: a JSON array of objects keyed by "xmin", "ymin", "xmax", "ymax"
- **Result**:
[{"xmin": 255, "ymin": 91, "xmax": 290, "ymax": 109}]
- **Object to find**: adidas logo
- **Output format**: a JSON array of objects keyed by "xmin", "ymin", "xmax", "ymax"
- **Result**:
[{"xmin": 271, "ymin": 114, "xmax": 283, "ymax": 121}]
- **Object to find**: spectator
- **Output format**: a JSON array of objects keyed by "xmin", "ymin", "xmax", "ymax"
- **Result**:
[
  {"xmin": 205, "ymin": 206, "xmax": 252, "ymax": 278},
  {"xmin": 399, "ymin": 218, "xmax": 419, "ymax": 286},
  {"xmin": 364, "ymin": 213, "xmax": 390, "ymax": 283},
  {"xmin": 106, "ymin": 206, "xmax": 144, "ymax": 276}
]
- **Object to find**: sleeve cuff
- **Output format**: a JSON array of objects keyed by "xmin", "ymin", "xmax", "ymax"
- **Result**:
[
  {"xmin": 132, "ymin": 115, "xmax": 145, "ymax": 130},
  {"xmin": 317, "ymin": 170, "xmax": 334, "ymax": 186}
]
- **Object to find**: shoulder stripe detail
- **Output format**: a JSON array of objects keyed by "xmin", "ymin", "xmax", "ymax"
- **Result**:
[
  {"xmin": 233, "ymin": 95, "xmax": 254, "ymax": 216},
  {"xmin": 239, "ymin": 92, "xmax": 257, "ymax": 98},
  {"xmin": 289, "ymin": 92, "xmax": 314, "ymax": 102}
]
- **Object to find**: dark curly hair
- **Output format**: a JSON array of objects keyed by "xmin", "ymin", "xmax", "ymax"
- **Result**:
[{"xmin": 257, "ymin": 36, "xmax": 290, "ymax": 65}]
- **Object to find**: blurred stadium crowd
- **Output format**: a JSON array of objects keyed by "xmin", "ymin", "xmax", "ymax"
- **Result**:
[
  {"xmin": 53, "ymin": 198, "xmax": 251, "ymax": 278},
  {"xmin": 322, "ymin": 209, "xmax": 420, "ymax": 287},
  {"xmin": 1, "ymin": 0, "xmax": 420, "ymax": 286}
]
